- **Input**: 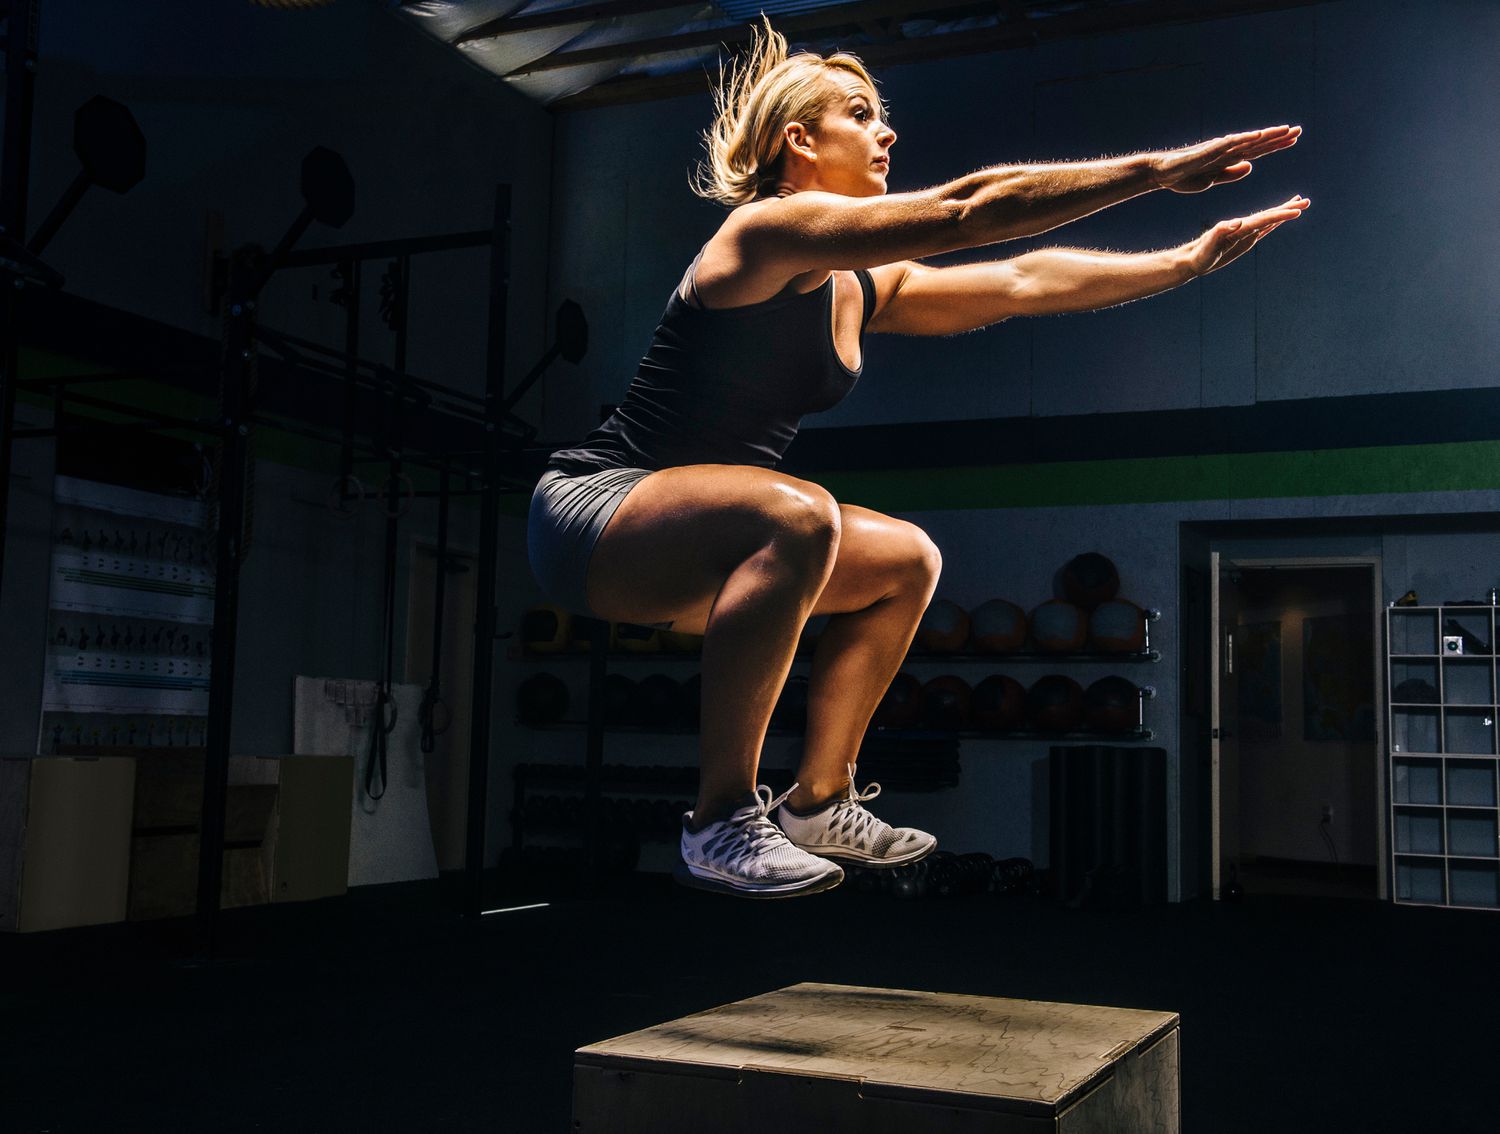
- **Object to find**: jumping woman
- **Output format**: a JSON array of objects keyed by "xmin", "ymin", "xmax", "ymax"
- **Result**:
[{"xmin": 529, "ymin": 20, "xmax": 1306, "ymax": 898}]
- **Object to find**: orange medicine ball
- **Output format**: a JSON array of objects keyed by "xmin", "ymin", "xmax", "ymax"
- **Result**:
[
  {"xmin": 915, "ymin": 599, "xmax": 970, "ymax": 653},
  {"xmin": 1088, "ymin": 599, "xmax": 1147, "ymax": 654},
  {"xmin": 969, "ymin": 599, "xmax": 1028, "ymax": 653},
  {"xmin": 1029, "ymin": 599, "xmax": 1088, "ymax": 653}
]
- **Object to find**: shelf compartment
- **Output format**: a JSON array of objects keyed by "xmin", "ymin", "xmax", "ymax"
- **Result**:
[
  {"xmin": 1446, "ymin": 810, "xmax": 1499, "ymax": 858},
  {"xmin": 1389, "ymin": 609, "xmax": 1438, "ymax": 657},
  {"xmin": 1448, "ymin": 860, "xmax": 1500, "ymax": 908},
  {"xmin": 1441, "ymin": 609, "xmax": 1494, "ymax": 658},
  {"xmin": 1394, "ymin": 856, "xmax": 1446, "ymax": 903},
  {"xmin": 1390, "ymin": 660, "xmax": 1439, "ymax": 705},
  {"xmin": 1445, "ymin": 759, "xmax": 1497, "ymax": 808},
  {"xmin": 1393, "ymin": 757, "xmax": 1442, "ymax": 805},
  {"xmin": 1393, "ymin": 807, "xmax": 1444, "ymax": 855},
  {"xmin": 1390, "ymin": 707, "xmax": 1439, "ymax": 755},
  {"xmin": 1443, "ymin": 708, "xmax": 1496, "ymax": 755},
  {"xmin": 1440, "ymin": 657, "xmax": 1494, "ymax": 706}
]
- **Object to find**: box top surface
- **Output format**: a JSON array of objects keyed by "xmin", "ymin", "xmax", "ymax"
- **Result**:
[{"xmin": 576, "ymin": 982, "xmax": 1178, "ymax": 1110}]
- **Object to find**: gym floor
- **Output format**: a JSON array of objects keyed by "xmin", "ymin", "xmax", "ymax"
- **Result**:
[{"xmin": 2, "ymin": 873, "xmax": 1491, "ymax": 1133}]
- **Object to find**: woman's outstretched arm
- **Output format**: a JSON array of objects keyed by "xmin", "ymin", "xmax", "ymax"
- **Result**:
[
  {"xmin": 732, "ymin": 126, "xmax": 1301, "ymax": 280},
  {"xmin": 865, "ymin": 196, "xmax": 1309, "ymax": 336}
]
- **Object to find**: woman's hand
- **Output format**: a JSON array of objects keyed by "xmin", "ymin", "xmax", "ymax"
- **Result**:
[
  {"xmin": 1186, "ymin": 196, "xmax": 1310, "ymax": 277},
  {"xmin": 1151, "ymin": 126, "xmax": 1302, "ymax": 194}
]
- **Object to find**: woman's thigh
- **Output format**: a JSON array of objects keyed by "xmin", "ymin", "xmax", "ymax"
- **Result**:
[
  {"xmin": 583, "ymin": 463, "xmax": 841, "ymax": 632},
  {"xmin": 811, "ymin": 504, "xmax": 942, "ymax": 617}
]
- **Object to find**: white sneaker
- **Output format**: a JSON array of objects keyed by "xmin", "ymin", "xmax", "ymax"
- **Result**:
[
  {"xmin": 676, "ymin": 784, "xmax": 844, "ymax": 898},
  {"xmin": 774, "ymin": 764, "xmax": 936, "ymax": 869}
]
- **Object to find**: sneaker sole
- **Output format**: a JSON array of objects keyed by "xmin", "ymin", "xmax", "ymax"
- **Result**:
[
  {"xmin": 672, "ymin": 861, "xmax": 844, "ymax": 899},
  {"xmin": 794, "ymin": 839, "xmax": 936, "ymax": 869}
]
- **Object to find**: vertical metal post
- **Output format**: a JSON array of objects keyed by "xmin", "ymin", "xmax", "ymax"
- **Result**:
[
  {"xmin": 464, "ymin": 185, "xmax": 510, "ymax": 917},
  {"xmin": 337, "ymin": 259, "xmax": 361, "ymax": 487},
  {"xmin": 196, "ymin": 254, "xmax": 256, "ymax": 956},
  {"xmin": 584, "ymin": 618, "xmax": 607, "ymax": 887},
  {"xmin": 0, "ymin": 0, "xmax": 42, "ymax": 607}
]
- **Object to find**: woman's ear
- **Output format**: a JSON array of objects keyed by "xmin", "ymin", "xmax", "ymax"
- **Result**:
[{"xmin": 783, "ymin": 121, "xmax": 815, "ymax": 163}]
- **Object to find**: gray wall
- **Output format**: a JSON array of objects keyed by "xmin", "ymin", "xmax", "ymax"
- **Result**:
[
  {"xmin": 521, "ymin": 1, "xmax": 1500, "ymax": 898},
  {"xmin": 545, "ymin": 1, "xmax": 1500, "ymax": 435}
]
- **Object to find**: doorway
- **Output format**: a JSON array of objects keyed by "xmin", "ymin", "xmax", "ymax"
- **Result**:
[{"xmin": 1211, "ymin": 557, "xmax": 1384, "ymax": 901}]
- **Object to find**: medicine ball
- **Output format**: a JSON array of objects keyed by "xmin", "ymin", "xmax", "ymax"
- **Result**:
[
  {"xmin": 772, "ymin": 674, "xmax": 811, "ymax": 732},
  {"xmin": 635, "ymin": 673, "xmax": 680, "ymax": 729},
  {"xmin": 1027, "ymin": 675, "xmax": 1084, "ymax": 733},
  {"xmin": 603, "ymin": 673, "xmax": 636, "ymax": 727},
  {"xmin": 1084, "ymin": 676, "xmax": 1140, "ymax": 733},
  {"xmin": 915, "ymin": 599, "xmax": 970, "ymax": 653},
  {"xmin": 1060, "ymin": 552, "xmax": 1120, "ymax": 608},
  {"xmin": 1089, "ymin": 599, "xmax": 1147, "ymax": 654},
  {"xmin": 873, "ymin": 671, "xmax": 925, "ymax": 729},
  {"xmin": 516, "ymin": 672, "xmax": 569, "ymax": 726},
  {"xmin": 923, "ymin": 674, "xmax": 973, "ymax": 731},
  {"xmin": 658, "ymin": 629, "xmax": 702, "ymax": 654},
  {"xmin": 674, "ymin": 672, "xmax": 702, "ymax": 729},
  {"xmin": 521, "ymin": 605, "xmax": 572, "ymax": 654},
  {"xmin": 969, "ymin": 598, "xmax": 1027, "ymax": 653},
  {"xmin": 611, "ymin": 621, "xmax": 660, "ymax": 653},
  {"xmin": 971, "ymin": 674, "xmax": 1026, "ymax": 731},
  {"xmin": 1030, "ymin": 600, "xmax": 1088, "ymax": 654}
]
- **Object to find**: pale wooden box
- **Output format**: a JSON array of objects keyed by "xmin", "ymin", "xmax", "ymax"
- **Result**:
[{"xmin": 574, "ymin": 982, "xmax": 1179, "ymax": 1133}]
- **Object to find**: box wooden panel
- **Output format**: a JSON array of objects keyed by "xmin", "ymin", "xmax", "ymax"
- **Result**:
[
  {"xmin": 574, "ymin": 983, "xmax": 1179, "ymax": 1133},
  {"xmin": 0, "ymin": 756, "xmax": 137, "ymax": 933},
  {"xmin": 125, "ymin": 754, "xmax": 352, "ymax": 920}
]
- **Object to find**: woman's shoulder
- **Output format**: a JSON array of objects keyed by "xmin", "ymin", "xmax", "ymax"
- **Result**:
[{"xmin": 695, "ymin": 198, "xmax": 832, "ymax": 308}]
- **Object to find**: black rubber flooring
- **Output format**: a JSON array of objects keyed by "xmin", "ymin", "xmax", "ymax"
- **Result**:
[{"xmin": 2, "ymin": 873, "xmax": 1494, "ymax": 1132}]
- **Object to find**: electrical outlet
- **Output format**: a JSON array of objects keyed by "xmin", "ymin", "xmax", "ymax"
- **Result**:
[{"xmin": 1321, "ymin": 804, "xmax": 1333, "ymax": 824}]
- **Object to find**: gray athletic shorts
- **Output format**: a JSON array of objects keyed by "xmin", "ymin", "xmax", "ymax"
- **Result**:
[{"xmin": 527, "ymin": 466, "xmax": 653, "ymax": 617}]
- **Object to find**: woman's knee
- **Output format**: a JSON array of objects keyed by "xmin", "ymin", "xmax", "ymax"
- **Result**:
[
  {"xmin": 767, "ymin": 481, "xmax": 842, "ymax": 566},
  {"xmin": 901, "ymin": 524, "xmax": 943, "ymax": 597}
]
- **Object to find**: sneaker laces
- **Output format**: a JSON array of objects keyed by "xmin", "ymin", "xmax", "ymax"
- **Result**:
[
  {"xmin": 824, "ymin": 762, "xmax": 892, "ymax": 843},
  {"xmin": 704, "ymin": 783, "xmax": 800, "ymax": 867}
]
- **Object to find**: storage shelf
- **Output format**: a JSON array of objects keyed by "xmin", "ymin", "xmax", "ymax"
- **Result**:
[{"xmin": 1388, "ymin": 603, "xmax": 1500, "ymax": 909}]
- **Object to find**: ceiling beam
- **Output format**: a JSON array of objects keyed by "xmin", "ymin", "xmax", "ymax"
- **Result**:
[
  {"xmin": 551, "ymin": 0, "xmax": 1321, "ymax": 108},
  {"xmin": 503, "ymin": 0, "xmax": 979, "ymax": 77},
  {"xmin": 454, "ymin": 0, "xmax": 706, "ymax": 44}
]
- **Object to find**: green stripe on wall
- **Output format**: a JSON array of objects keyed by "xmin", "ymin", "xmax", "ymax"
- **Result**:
[{"xmin": 808, "ymin": 441, "xmax": 1500, "ymax": 512}]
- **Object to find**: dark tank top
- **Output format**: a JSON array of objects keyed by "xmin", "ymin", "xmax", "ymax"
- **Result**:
[{"xmin": 547, "ymin": 251, "xmax": 876, "ymax": 474}]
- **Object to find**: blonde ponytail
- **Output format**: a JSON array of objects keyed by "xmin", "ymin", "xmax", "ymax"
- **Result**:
[{"xmin": 692, "ymin": 17, "xmax": 885, "ymax": 208}]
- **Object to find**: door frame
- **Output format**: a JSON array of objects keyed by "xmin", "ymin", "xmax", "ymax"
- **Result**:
[{"xmin": 1209, "ymin": 554, "xmax": 1387, "ymax": 900}]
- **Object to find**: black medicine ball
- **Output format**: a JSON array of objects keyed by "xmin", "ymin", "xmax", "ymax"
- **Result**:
[
  {"xmin": 972, "ymin": 674, "xmax": 1026, "ymax": 731},
  {"xmin": 1060, "ymin": 553, "xmax": 1121, "ymax": 608},
  {"xmin": 1084, "ymin": 676, "xmax": 1140, "ymax": 733},
  {"xmin": 1027, "ymin": 675, "xmax": 1084, "ymax": 733}
]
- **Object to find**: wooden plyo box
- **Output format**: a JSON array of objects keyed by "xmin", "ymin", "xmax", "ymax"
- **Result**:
[{"xmin": 574, "ymin": 983, "xmax": 1179, "ymax": 1133}]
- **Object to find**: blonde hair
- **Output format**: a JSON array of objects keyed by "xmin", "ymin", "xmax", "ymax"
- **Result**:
[{"xmin": 692, "ymin": 17, "xmax": 885, "ymax": 208}]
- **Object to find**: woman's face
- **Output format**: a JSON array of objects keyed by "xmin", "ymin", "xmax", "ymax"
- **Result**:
[{"xmin": 794, "ymin": 74, "xmax": 896, "ymax": 196}]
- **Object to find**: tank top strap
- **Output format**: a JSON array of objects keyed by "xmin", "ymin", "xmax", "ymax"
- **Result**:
[
  {"xmin": 680, "ymin": 246, "xmax": 707, "ymax": 309},
  {"xmin": 853, "ymin": 268, "xmax": 876, "ymax": 333}
]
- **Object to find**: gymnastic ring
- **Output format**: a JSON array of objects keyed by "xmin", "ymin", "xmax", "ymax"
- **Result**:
[
  {"xmin": 380, "ymin": 472, "xmax": 415, "ymax": 519},
  {"xmin": 327, "ymin": 474, "xmax": 365, "ymax": 518}
]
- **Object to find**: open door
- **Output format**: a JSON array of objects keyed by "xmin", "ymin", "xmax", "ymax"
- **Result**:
[{"xmin": 1209, "ymin": 552, "xmax": 1244, "ymax": 900}]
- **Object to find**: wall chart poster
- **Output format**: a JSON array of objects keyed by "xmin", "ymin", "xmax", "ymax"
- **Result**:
[{"xmin": 40, "ymin": 476, "xmax": 214, "ymax": 753}]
